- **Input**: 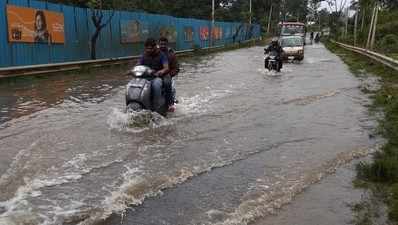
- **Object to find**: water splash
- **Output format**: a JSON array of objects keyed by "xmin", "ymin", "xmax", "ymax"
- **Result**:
[
  {"xmin": 178, "ymin": 89, "xmax": 233, "ymax": 114},
  {"xmin": 107, "ymin": 108, "xmax": 170, "ymax": 133}
]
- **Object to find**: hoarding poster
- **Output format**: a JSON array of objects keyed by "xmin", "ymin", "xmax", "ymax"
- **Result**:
[
  {"xmin": 184, "ymin": 27, "xmax": 193, "ymax": 42},
  {"xmin": 199, "ymin": 26, "xmax": 209, "ymax": 40},
  {"xmin": 6, "ymin": 4, "xmax": 65, "ymax": 44},
  {"xmin": 159, "ymin": 26, "xmax": 177, "ymax": 43},
  {"xmin": 212, "ymin": 27, "xmax": 223, "ymax": 40},
  {"xmin": 120, "ymin": 20, "xmax": 141, "ymax": 43},
  {"xmin": 140, "ymin": 22, "xmax": 150, "ymax": 41}
]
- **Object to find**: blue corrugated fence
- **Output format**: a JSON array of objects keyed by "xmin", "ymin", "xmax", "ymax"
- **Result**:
[{"xmin": 0, "ymin": 0, "xmax": 261, "ymax": 68}]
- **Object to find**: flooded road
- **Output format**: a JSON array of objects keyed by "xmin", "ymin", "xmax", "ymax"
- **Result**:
[{"xmin": 0, "ymin": 43, "xmax": 378, "ymax": 225}]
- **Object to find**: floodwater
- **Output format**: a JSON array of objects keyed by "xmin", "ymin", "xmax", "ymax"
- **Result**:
[{"xmin": 0, "ymin": 43, "xmax": 378, "ymax": 225}]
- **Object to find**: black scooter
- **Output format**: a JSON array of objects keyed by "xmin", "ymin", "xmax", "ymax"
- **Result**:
[{"xmin": 264, "ymin": 50, "xmax": 281, "ymax": 72}]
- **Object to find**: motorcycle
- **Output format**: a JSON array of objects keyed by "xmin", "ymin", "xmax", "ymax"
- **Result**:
[
  {"xmin": 264, "ymin": 50, "xmax": 281, "ymax": 72},
  {"xmin": 126, "ymin": 65, "xmax": 176, "ymax": 116}
]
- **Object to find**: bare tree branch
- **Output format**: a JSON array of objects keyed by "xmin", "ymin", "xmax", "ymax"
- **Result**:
[
  {"xmin": 327, "ymin": 1, "xmax": 334, "ymax": 12},
  {"xmin": 100, "ymin": 10, "xmax": 115, "ymax": 29},
  {"xmin": 339, "ymin": 0, "xmax": 348, "ymax": 13}
]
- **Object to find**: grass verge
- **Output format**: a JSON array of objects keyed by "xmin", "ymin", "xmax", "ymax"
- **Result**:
[
  {"xmin": 388, "ymin": 53, "xmax": 398, "ymax": 61},
  {"xmin": 325, "ymin": 40, "xmax": 398, "ymax": 224}
]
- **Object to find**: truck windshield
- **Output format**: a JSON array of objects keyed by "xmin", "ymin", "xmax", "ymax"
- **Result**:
[
  {"xmin": 281, "ymin": 25, "xmax": 304, "ymax": 35},
  {"xmin": 281, "ymin": 38, "xmax": 303, "ymax": 47}
]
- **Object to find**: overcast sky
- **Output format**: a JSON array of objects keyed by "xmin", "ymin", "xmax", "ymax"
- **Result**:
[{"xmin": 319, "ymin": 0, "xmax": 351, "ymax": 12}]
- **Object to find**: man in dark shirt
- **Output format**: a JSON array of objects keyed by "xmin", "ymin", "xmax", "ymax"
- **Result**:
[
  {"xmin": 138, "ymin": 38, "xmax": 169, "ymax": 112},
  {"xmin": 264, "ymin": 37, "xmax": 283, "ymax": 71},
  {"xmin": 159, "ymin": 37, "xmax": 179, "ymax": 111}
]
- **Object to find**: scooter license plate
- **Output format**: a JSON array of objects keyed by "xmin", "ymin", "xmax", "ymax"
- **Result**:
[{"xmin": 288, "ymin": 56, "xmax": 295, "ymax": 60}]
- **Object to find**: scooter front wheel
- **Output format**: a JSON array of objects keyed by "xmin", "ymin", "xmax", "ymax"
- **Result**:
[{"xmin": 127, "ymin": 102, "xmax": 143, "ymax": 113}]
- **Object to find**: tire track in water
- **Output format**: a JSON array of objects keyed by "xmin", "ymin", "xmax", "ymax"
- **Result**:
[
  {"xmin": 214, "ymin": 146, "xmax": 380, "ymax": 225},
  {"xmin": 98, "ymin": 141, "xmax": 380, "ymax": 225},
  {"xmin": 91, "ymin": 137, "xmax": 319, "ymax": 225}
]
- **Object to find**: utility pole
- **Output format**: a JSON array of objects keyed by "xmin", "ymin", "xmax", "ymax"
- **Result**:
[
  {"xmin": 281, "ymin": 0, "xmax": 286, "ymax": 22},
  {"xmin": 212, "ymin": 0, "xmax": 215, "ymax": 24},
  {"xmin": 267, "ymin": 4, "xmax": 273, "ymax": 34},
  {"xmin": 211, "ymin": 0, "xmax": 215, "ymax": 46},
  {"xmin": 249, "ymin": 0, "xmax": 252, "ymax": 24},
  {"xmin": 319, "ymin": 12, "xmax": 321, "ymax": 32},
  {"xmin": 354, "ymin": 7, "xmax": 358, "ymax": 46},
  {"xmin": 344, "ymin": 8, "xmax": 348, "ymax": 39}
]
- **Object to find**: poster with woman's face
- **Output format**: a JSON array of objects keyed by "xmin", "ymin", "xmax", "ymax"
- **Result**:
[
  {"xmin": 120, "ymin": 20, "xmax": 141, "ymax": 43},
  {"xmin": 6, "ymin": 5, "xmax": 65, "ymax": 44}
]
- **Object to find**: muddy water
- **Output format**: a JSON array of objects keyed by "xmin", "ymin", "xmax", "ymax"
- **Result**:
[{"xmin": 0, "ymin": 44, "xmax": 378, "ymax": 225}]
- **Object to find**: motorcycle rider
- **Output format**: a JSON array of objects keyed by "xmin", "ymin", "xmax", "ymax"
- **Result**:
[
  {"xmin": 137, "ymin": 38, "xmax": 169, "ymax": 112},
  {"xmin": 264, "ymin": 37, "xmax": 283, "ymax": 72},
  {"xmin": 159, "ymin": 37, "xmax": 179, "ymax": 112},
  {"xmin": 314, "ymin": 32, "xmax": 321, "ymax": 43}
]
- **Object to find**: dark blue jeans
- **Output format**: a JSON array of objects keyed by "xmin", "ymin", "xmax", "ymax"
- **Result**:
[
  {"xmin": 162, "ymin": 74, "xmax": 173, "ymax": 106},
  {"xmin": 151, "ymin": 75, "xmax": 173, "ymax": 111},
  {"xmin": 151, "ymin": 77, "xmax": 163, "ymax": 111}
]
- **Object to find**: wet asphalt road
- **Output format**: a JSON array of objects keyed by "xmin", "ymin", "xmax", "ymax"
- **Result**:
[{"xmin": 0, "ymin": 43, "xmax": 378, "ymax": 225}]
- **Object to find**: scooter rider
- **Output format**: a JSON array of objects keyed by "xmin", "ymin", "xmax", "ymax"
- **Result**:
[
  {"xmin": 137, "ymin": 38, "xmax": 169, "ymax": 111},
  {"xmin": 159, "ymin": 37, "xmax": 179, "ymax": 112},
  {"xmin": 264, "ymin": 37, "xmax": 283, "ymax": 71}
]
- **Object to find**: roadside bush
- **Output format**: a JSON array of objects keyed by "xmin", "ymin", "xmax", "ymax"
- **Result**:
[
  {"xmin": 368, "ymin": 153, "xmax": 398, "ymax": 182},
  {"xmin": 378, "ymin": 20, "xmax": 398, "ymax": 38},
  {"xmin": 377, "ymin": 34, "xmax": 398, "ymax": 53},
  {"xmin": 389, "ymin": 183, "xmax": 398, "ymax": 220}
]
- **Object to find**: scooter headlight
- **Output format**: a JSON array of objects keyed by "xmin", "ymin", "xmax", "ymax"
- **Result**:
[
  {"xmin": 134, "ymin": 71, "xmax": 144, "ymax": 77},
  {"xmin": 132, "ymin": 65, "xmax": 148, "ymax": 77}
]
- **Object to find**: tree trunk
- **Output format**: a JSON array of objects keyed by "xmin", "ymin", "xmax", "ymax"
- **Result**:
[
  {"xmin": 89, "ymin": 7, "xmax": 114, "ymax": 60},
  {"xmin": 267, "ymin": 4, "xmax": 273, "ymax": 34},
  {"xmin": 344, "ymin": 10, "xmax": 348, "ymax": 40},
  {"xmin": 354, "ymin": 10, "xmax": 358, "ymax": 46},
  {"xmin": 366, "ymin": 6, "xmax": 376, "ymax": 49},
  {"xmin": 370, "ymin": 3, "xmax": 378, "ymax": 50},
  {"xmin": 91, "ymin": 28, "xmax": 101, "ymax": 60},
  {"xmin": 360, "ymin": 9, "xmax": 365, "ymax": 32}
]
